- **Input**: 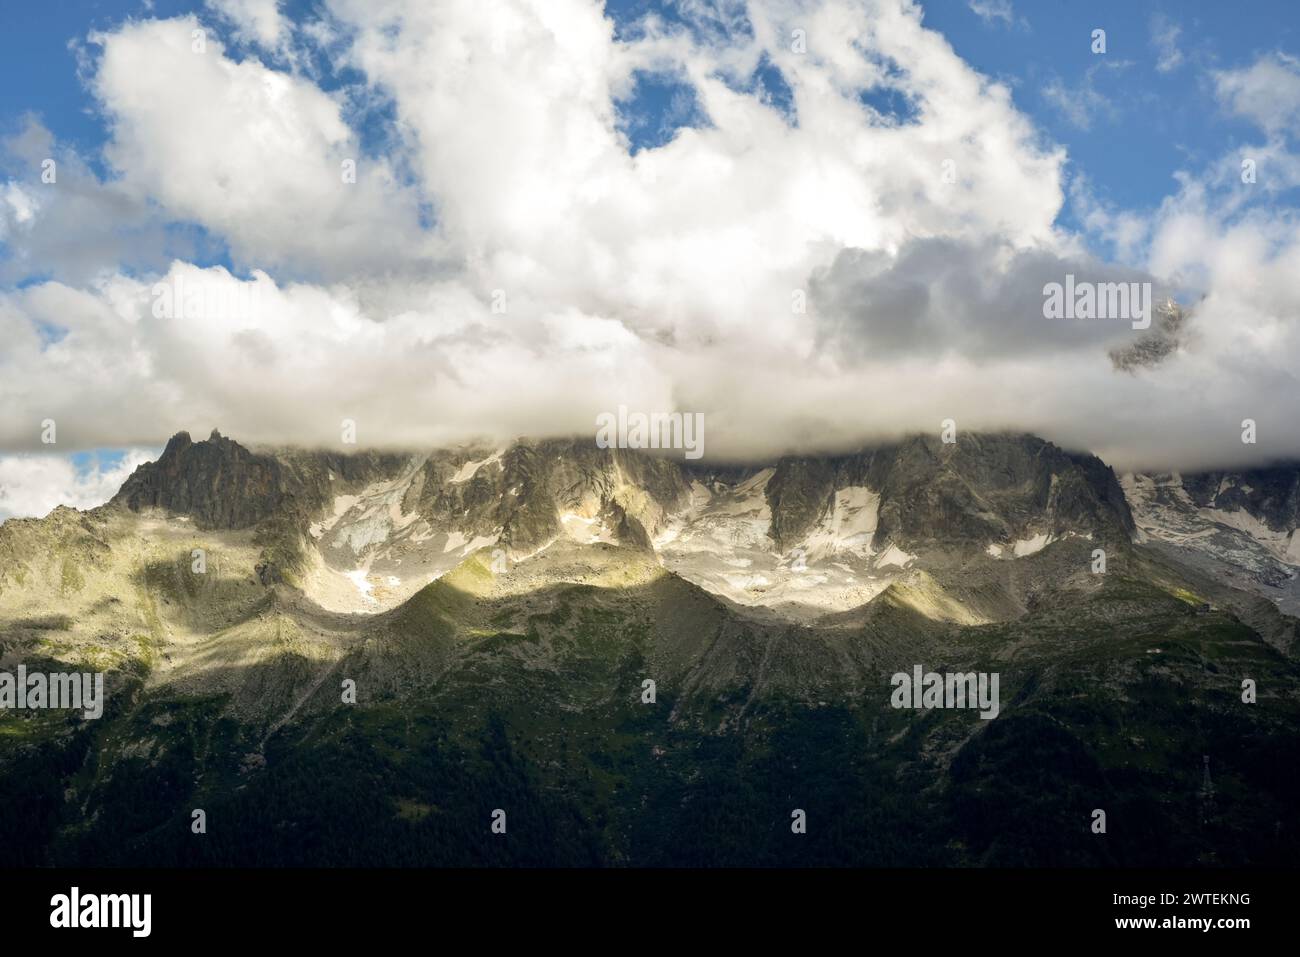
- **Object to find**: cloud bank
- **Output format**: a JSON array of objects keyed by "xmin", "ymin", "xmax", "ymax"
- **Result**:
[
  {"xmin": 0, "ymin": 450, "xmax": 155, "ymax": 523},
  {"xmin": 2, "ymin": 0, "xmax": 1299, "ymax": 519}
]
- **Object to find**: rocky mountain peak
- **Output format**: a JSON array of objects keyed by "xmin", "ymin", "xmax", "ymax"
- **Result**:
[
  {"xmin": 112, "ymin": 430, "xmax": 287, "ymax": 530},
  {"xmin": 764, "ymin": 432, "xmax": 1134, "ymax": 554},
  {"xmin": 161, "ymin": 430, "xmax": 193, "ymax": 456},
  {"xmin": 98, "ymin": 428, "xmax": 1148, "ymax": 618}
]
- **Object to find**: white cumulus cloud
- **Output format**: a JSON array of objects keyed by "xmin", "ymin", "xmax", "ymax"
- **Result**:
[
  {"xmin": 0, "ymin": 0, "xmax": 1299, "ymax": 520},
  {"xmin": 0, "ymin": 450, "xmax": 156, "ymax": 524}
]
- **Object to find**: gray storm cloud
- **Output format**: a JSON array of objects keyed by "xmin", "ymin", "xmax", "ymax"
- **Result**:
[{"xmin": 810, "ymin": 238, "xmax": 1167, "ymax": 361}]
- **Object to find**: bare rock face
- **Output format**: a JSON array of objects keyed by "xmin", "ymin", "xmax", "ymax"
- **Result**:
[
  {"xmin": 111, "ymin": 429, "xmax": 1137, "ymax": 583},
  {"xmin": 764, "ymin": 433, "xmax": 1135, "ymax": 553},
  {"xmin": 1124, "ymin": 466, "xmax": 1300, "ymax": 614},
  {"xmin": 112, "ymin": 430, "xmax": 289, "ymax": 530},
  {"xmin": 110, "ymin": 431, "xmax": 412, "ymax": 585},
  {"xmin": 109, "ymin": 430, "xmax": 698, "ymax": 594},
  {"xmin": 113, "ymin": 430, "xmax": 414, "ymax": 528},
  {"xmin": 403, "ymin": 438, "xmax": 693, "ymax": 558},
  {"xmin": 764, "ymin": 457, "xmax": 838, "ymax": 551},
  {"xmin": 1180, "ymin": 466, "xmax": 1300, "ymax": 534}
]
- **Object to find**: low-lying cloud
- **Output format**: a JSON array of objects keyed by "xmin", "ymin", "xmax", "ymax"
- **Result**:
[{"xmin": 1, "ymin": 0, "xmax": 1299, "ymax": 524}]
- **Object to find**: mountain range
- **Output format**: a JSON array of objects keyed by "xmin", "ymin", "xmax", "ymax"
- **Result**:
[{"xmin": 1, "ymin": 429, "xmax": 1298, "ymax": 866}]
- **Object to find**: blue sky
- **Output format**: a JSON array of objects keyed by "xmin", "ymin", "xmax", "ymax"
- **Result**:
[
  {"xmin": 4, "ymin": 0, "xmax": 1295, "ymax": 248},
  {"xmin": 1, "ymin": 0, "xmax": 1299, "ymax": 520},
  {"xmin": 921, "ymin": 0, "xmax": 1300, "ymax": 229}
]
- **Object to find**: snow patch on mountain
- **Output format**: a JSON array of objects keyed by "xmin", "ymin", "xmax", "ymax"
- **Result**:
[
  {"xmin": 1123, "ymin": 472, "xmax": 1298, "ymax": 565},
  {"xmin": 560, "ymin": 511, "xmax": 618, "ymax": 545},
  {"xmin": 657, "ymin": 469, "xmax": 774, "ymax": 556},
  {"xmin": 800, "ymin": 486, "xmax": 880, "ymax": 560},
  {"xmin": 1012, "ymin": 533, "xmax": 1051, "ymax": 557},
  {"xmin": 449, "ymin": 449, "xmax": 504, "ymax": 484},
  {"xmin": 442, "ymin": 529, "xmax": 501, "ymax": 555},
  {"xmin": 875, "ymin": 543, "xmax": 916, "ymax": 568},
  {"xmin": 650, "ymin": 470, "xmax": 902, "ymax": 619},
  {"xmin": 986, "ymin": 530, "xmax": 1090, "ymax": 560},
  {"xmin": 345, "ymin": 567, "xmax": 377, "ymax": 604},
  {"xmin": 1122, "ymin": 472, "xmax": 1299, "ymax": 610}
]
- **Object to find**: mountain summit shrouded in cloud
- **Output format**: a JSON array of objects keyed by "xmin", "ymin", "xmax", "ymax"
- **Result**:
[
  {"xmin": 5, "ymin": 1, "xmax": 1300, "ymax": 890},
  {"xmin": 4, "ymin": 423, "xmax": 1299, "ymax": 869},
  {"xmin": 2, "ymin": 0, "xmax": 1300, "ymax": 527}
]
